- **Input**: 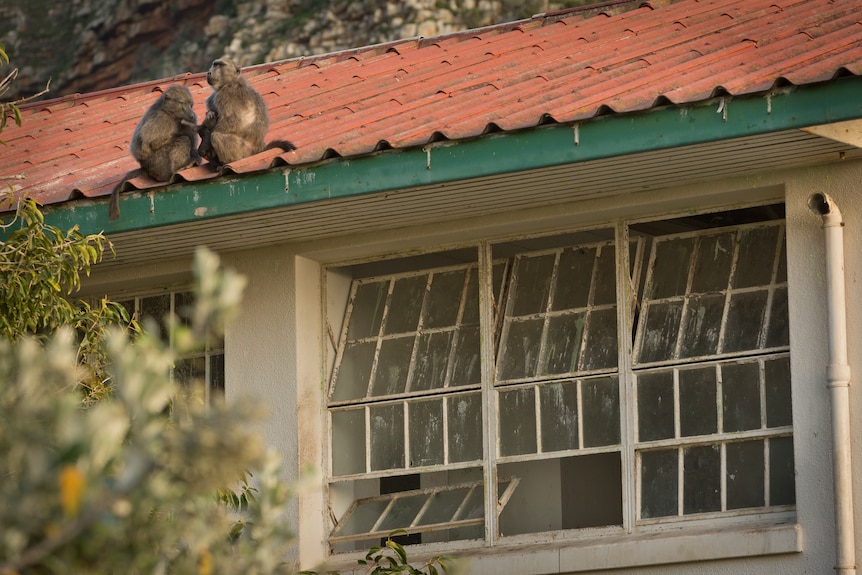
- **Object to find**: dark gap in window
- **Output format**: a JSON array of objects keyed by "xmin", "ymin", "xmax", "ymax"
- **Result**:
[{"xmin": 380, "ymin": 475, "xmax": 422, "ymax": 545}]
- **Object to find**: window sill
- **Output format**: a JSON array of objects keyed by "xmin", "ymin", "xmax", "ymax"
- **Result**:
[{"xmin": 455, "ymin": 521, "xmax": 801, "ymax": 574}]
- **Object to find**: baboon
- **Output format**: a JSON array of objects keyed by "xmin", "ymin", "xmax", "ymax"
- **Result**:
[
  {"xmin": 108, "ymin": 85, "xmax": 200, "ymax": 220},
  {"xmin": 199, "ymin": 58, "xmax": 294, "ymax": 167}
]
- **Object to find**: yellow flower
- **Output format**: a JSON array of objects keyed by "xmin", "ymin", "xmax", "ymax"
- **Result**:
[
  {"xmin": 59, "ymin": 465, "xmax": 85, "ymax": 517},
  {"xmin": 198, "ymin": 548, "xmax": 212, "ymax": 575}
]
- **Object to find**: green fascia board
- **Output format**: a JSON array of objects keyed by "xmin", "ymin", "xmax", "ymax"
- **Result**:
[{"xmin": 36, "ymin": 75, "xmax": 862, "ymax": 237}]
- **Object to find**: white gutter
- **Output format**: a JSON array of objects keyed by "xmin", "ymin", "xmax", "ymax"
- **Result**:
[{"xmin": 808, "ymin": 192, "xmax": 857, "ymax": 575}]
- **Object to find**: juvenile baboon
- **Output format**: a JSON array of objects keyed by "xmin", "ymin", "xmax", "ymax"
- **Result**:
[
  {"xmin": 108, "ymin": 85, "xmax": 200, "ymax": 220},
  {"xmin": 200, "ymin": 58, "xmax": 294, "ymax": 167}
]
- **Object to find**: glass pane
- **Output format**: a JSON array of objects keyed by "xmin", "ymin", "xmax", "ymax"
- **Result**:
[
  {"xmin": 332, "ymin": 341, "xmax": 376, "ymax": 402},
  {"xmin": 582, "ymin": 307, "xmax": 618, "ymax": 371},
  {"xmin": 499, "ymin": 387, "xmax": 537, "ymax": 456},
  {"xmin": 641, "ymin": 449, "xmax": 678, "ymax": 518},
  {"xmin": 511, "ymin": 253, "xmax": 555, "ymax": 316},
  {"xmin": 409, "ymin": 399, "xmax": 444, "ymax": 467},
  {"xmin": 592, "ymin": 244, "xmax": 617, "ymax": 306},
  {"xmin": 648, "ymin": 237, "xmax": 694, "ymax": 299},
  {"xmin": 174, "ymin": 356, "xmax": 205, "ymax": 387},
  {"xmin": 582, "ymin": 377, "xmax": 620, "ymax": 447},
  {"xmin": 722, "ymin": 361, "xmax": 761, "ymax": 432},
  {"xmin": 371, "ymin": 336, "xmax": 415, "ymax": 397},
  {"xmin": 140, "ymin": 294, "xmax": 171, "ymax": 341},
  {"xmin": 770, "ymin": 436, "xmax": 796, "ymax": 505},
  {"xmin": 690, "ymin": 232, "xmax": 734, "ymax": 293},
  {"xmin": 679, "ymin": 293, "xmax": 724, "ymax": 358},
  {"xmin": 347, "ymin": 280, "xmax": 389, "ymax": 339},
  {"xmin": 332, "ymin": 409, "xmax": 366, "ymax": 476},
  {"xmin": 461, "ymin": 268, "xmax": 480, "ymax": 324},
  {"xmin": 410, "ymin": 332, "xmax": 452, "ymax": 392},
  {"xmin": 638, "ymin": 301, "xmax": 683, "ymax": 363},
  {"xmin": 766, "ymin": 286, "xmax": 790, "ymax": 348},
  {"xmin": 174, "ymin": 291, "xmax": 195, "ymax": 327},
  {"xmin": 498, "ymin": 318, "xmax": 543, "ymax": 381},
  {"xmin": 417, "ymin": 488, "xmax": 470, "ymax": 525},
  {"xmin": 552, "ymin": 246, "xmax": 595, "ymax": 311},
  {"xmin": 450, "ymin": 326, "xmax": 480, "ymax": 387},
  {"xmin": 775, "ymin": 239, "xmax": 787, "ymax": 283},
  {"xmin": 543, "ymin": 312, "xmax": 585, "ymax": 375},
  {"xmin": 448, "ymin": 393, "xmax": 483, "ymax": 463},
  {"xmin": 424, "ymin": 270, "xmax": 466, "ymax": 329},
  {"xmin": 723, "ymin": 290, "xmax": 768, "ymax": 353},
  {"xmin": 540, "ymin": 381, "xmax": 579, "ymax": 453},
  {"xmin": 377, "ymin": 493, "xmax": 428, "ymax": 531},
  {"xmin": 370, "ymin": 404, "xmax": 405, "ymax": 471},
  {"xmin": 726, "ymin": 440, "xmax": 765, "ymax": 509},
  {"xmin": 209, "ymin": 353, "xmax": 225, "ymax": 402},
  {"xmin": 683, "ymin": 444, "xmax": 721, "ymax": 514},
  {"xmin": 458, "ymin": 487, "xmax": 484, "ymax": 520},
  {"xmin": 765, "ymin": 356, "xmax": 792, "ymax": 428},
  {"xmin": 679, "ymin": 366, "xmax": 718, "ymax": 437},
  {"xmin": 637, "ymin": 371, "xmax": 674, "ymax": 442},
  {"xmin": 336, "ymin": 498, "xmax": 389, "ymax": 536},
  {"xmin": 384, "ymin": 275, "xmax": 426, "ymax": 334},
  {"xmin": 733, "ymin": 225, "xmax": 779, "ymax": 289}
]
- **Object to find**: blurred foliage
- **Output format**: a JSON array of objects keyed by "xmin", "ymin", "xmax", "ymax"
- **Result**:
[
  {"xmin": 0, "ymin": 246, "xmax": 299, "ymax": 574},
  {"xmin": 301, "ymin": 531, "xmax": 454, "ymax": 575},
  {"xmin": 0, "ymin": 197, "xmax": 132, "ymax": 402}
]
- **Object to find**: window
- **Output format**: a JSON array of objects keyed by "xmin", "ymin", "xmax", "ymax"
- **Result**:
[
  {"xmin": 324, "ymin": 205, "xmax": 793, "ymax": 553},
  {"xmin": 117, "ymin": 289, "xmax": 225, "ymax": 404}
]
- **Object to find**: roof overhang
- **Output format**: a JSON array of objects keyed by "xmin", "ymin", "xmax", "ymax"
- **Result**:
[{"xmin": 33, "ymin": 75, "xmax": 862, "ymax": 268}]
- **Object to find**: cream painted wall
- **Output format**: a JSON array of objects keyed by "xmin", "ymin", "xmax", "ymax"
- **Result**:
[{"xmin": 82, "ymin": 156, "xmax": 862, "ymax": 574}]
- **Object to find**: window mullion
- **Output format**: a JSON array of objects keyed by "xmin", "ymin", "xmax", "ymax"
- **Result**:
[
  {"xmin": 616, "ymin": 221, "xmax": 637, "ymax": 534},
  {"xmin": 478, "ymin": 240, "xmax": 499, "ymax": 547}
]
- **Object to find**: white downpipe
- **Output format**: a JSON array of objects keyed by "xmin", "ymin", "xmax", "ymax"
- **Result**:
[{"xmin": 808, "ymin": 192, "xmax": 857, "ymax": 575}]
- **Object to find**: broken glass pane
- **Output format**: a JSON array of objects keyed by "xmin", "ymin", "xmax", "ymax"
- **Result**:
[
  {"xmin": 765, "ymin": 356, "xmax": 792, "ymax": 428},
  {"xmin": 450, "ymin": 326, "xmax": 481, "ymax": 387},
  {"xmin": 448, "ymin": 393, "xmax": 483, "ymax": 463},
  {"xmin": 679, "ymin": 293, "xmax": 724, "ymax": 358},
  {"xmin": 723, "ymin": 290, "xmax": 768, "ymax": 353},
  {"xmin": 347, "ymin": 280, "xmax": 389, "ymax": 339},
  {"xmin": 510, "ymin": 253, "xmax": 555, "ymax": 316},
  {"xmin": 637, "ymin": 370, "xmax": 674, "ymax": 442},
  {"xmin": 641, "ymin": 449, "xmax": 678, "ymax": 518},
  {"xmin": 592, "ymin": 244, "xmax": 617, "ymax": 306},
  {"xmin": 410, "ymin": 332, "xmax": 452, "ymax": 392},
  {"xmin": 424, "ymin": 270, "xmax": 466, "ymax": 329},
  {"xmin": 332, "ymin": 341, "xmax": 376, "ymax": 402},
  {"xmin": 679, "ymin": 366, "xmax": 718, "ymax": 437},
  {"xmin": 582, "ymin": 307, "xmax": 618, "ymax": 370},
  {"xmin": 726, "ymin": 440, "xmax": 765, "ymax": 509},
  {"xmin": 691, "ymin": 232, "xmax": 734, "ymax": 293},
  {"xmin": 581, "ymin": 376, "xmax": 620, "ymax": 447},
  {"xmin": 409, "ymin": 399, "xmax": 444, "ymax": 467},
  {"xmin": 552, "ymin": 246, "xmax": 595, "ymax": 311},
  {"xmin": 332, "ymin": 408, "xmax": 366, "ymax": 476},
  {"xmin": 770, "ymin": 436, "xmax": 796, "ymax": 505},
  {"xmin": 543, "ymin": 312, "xmax": 586, "ymax": 375},
  {"xmin": 648, "ymin": 237, "xmax": 694, "ymax": 299},
  {"xmin": 560, "ymin": 452, "xmax": 623, "ymax": 529},
  {"xmin": 766, "ymin": 286, "xmax": 790, "ymax": 348},
  {"xmin": 683, "ymin": 444, "xmax": 721, "ymax": 514},
  {"xmin": 638, "ymin": 301, "xmax": 683, "ymax": 364},
  {"xmin": 733, "ymin": 225, "xmax": 779, "ymax": 289},
  {"xmin": 499, "ymin": 387, "xmax": 537, "ymax": 456},
  {"xmin": 498, "ymin": 318, "xmax": 543, "ymax": 380},
  {"xmin": 722, "ymin": 361, "xmax": 761, "ymax": 432},
  {"xmin": 370, "ymin": 403, "xmax": 405, "ymax": 471},
  {"xmin": 371, "ymin": 336, "xmax": 415, "ymax": 397},
  {"xmin": 540, "ymin": 381, "xmax": 579, "ymax": 453},
  {"xmin": 384, "ymin": 275, "xmax": 426, "ymax": 334}
]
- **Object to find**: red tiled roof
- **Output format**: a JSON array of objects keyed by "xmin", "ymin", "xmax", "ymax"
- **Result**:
[{"xmin": 3, "ymin": 0, "xmax": 861, "ymax": 210}]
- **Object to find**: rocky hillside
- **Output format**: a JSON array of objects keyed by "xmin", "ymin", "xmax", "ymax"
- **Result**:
[{"xmin": 1, "ymin": 0, "xmax": 595, "ymax": 101}]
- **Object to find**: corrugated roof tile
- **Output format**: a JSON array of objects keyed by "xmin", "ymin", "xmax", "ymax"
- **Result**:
[{"xmin": 3, "ymin": 0, "xmax": 862, "ymax": 210}]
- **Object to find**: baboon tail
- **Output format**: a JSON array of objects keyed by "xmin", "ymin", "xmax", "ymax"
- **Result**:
[{"xmin": 265, "ymin": 139, "xmax": 296, "ymax": 152}]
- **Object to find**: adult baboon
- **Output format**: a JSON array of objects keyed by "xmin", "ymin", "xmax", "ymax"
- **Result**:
[
  {"xmin": 200, "ymin": 58, "xmax": 294, "ymax": 167},
  {"xmin": 109, "ymin": 85, "xmax": 200, "ymax": 220}
]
